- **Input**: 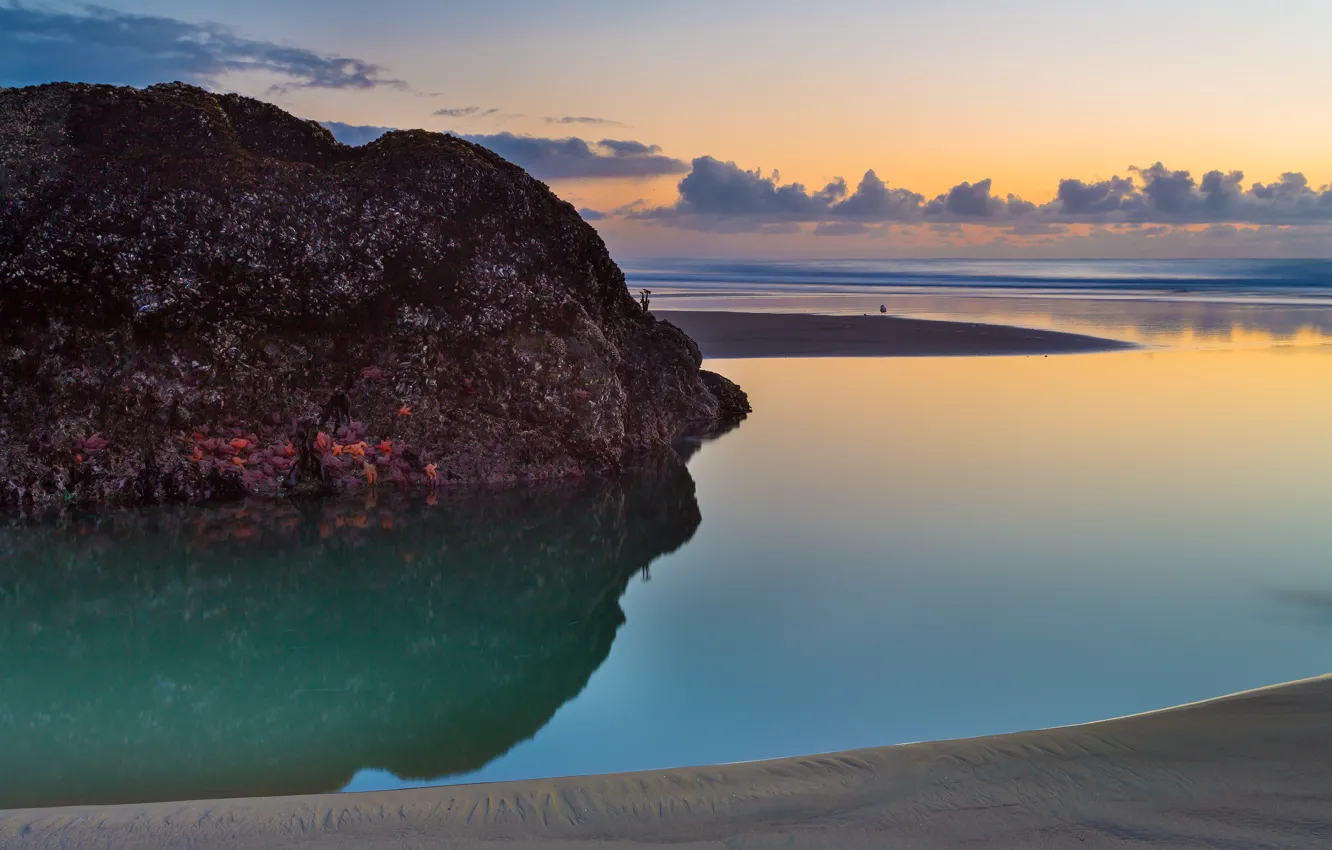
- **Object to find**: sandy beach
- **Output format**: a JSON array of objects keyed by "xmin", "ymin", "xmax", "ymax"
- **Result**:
[
  {"xmin": 2, "ymin": 674, "xmax": 1329, "ymax": 849},
  {"xmin": 655, "ymin": 310, "xmax": 1133, "ymax": 358}
]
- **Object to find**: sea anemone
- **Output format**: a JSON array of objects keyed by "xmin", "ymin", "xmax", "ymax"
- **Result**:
[{"xmin": 75, "ymin": 433, "xmax": 109, "ymax": 454}]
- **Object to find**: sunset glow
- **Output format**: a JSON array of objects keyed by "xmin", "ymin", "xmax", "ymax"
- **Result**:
[{"xmin": 5, "ymin": 0, "xmax": 1332, "ymax": 256}]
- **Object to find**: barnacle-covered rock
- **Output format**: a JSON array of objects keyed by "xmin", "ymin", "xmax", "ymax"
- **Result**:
[{"xmin": 0, "ymin": 82, "xmax": 748, "ymax": 508}]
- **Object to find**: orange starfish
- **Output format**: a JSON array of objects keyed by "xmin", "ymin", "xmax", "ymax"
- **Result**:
[
  {"xmin": 314, "ymin": 432, "xmax": 331, "ymax": 453},
  {"xmin": 425, "ymin": 463, "xmax": 438, "ymax": 484},
  {"xmin": 397, "ymin": 405, "xmax": 412, "ymax": 417},
  {"xmin": 231, "ymin": 456, "xmax": 246, "ymax": 467},
  {"xmin": 362, "ymin": 461, "xmax": 378, "ymax": 486},
  {"xmin": 74, "ymin": 453, "xmax": 84, "ymax": 465},
  {"xmin": 229, "ymin": 438, "xmax": 249, "ymax": 450},
  {"xmin": 332, "ymin": 444, "xmax": 344, "ymax": 457},
  {"xmin": 346, "ymin": 441, "xmax": 367, "ymax": 458},
  {"xmin": 376, "ymin": 439, "xmax": 393, "ymax": 456},
  {"xmin": 190, "ymin": 446, "xmax": 204, "ymax": 462},
  {"xmin": 283, "ymin": 442, "xmax": 297, "ymax": 458}
]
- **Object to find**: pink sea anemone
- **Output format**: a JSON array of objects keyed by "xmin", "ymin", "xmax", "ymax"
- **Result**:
[{"xmin": 75, "ymin": 433, "xmax": 109, "ymax": 454}]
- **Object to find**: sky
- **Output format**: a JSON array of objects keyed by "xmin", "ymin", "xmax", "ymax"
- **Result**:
[{"xmin": 4, "ymin": 0, "xmax": 1332, "ymax": 259}]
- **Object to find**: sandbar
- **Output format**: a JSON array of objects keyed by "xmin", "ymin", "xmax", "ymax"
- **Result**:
[{"xmin": 655, "ymin": 309, "xmax": 1133, "ymax": 358}]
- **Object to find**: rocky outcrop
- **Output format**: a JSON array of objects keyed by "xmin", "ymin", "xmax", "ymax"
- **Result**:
[{"xmin": 0, "ymin": 82, "xmax": 748, "ymax": 508}]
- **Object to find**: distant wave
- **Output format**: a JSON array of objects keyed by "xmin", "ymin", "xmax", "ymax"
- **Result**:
[{"xmin": 624, "ymin": 259, "xmax": 1332, "ymax": 299}]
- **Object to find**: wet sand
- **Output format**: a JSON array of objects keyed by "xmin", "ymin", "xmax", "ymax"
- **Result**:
[
  {"xmin": 2, "ymin": 675, "xmax": 1329, "ymax": 849},
  {"xmin": 655, "ymin": 309, "xmax": 1133, "ymax": 358}
]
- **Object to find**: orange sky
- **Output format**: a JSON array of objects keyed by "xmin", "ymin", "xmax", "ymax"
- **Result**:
[
  {"xmin": 270, "ymin": 0, "xmax": 1332, "ymax": 200},
  {"xmin": 20, "ymin": 0, "xmax": 1332, "ymax": 256}
]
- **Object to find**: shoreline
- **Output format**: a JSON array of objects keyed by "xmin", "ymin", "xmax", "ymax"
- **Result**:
[
  {"xmin": 4, "ymin": 674, "xmax": 1329, "ymax": 848},
  {"xmin": 655, "ymin": 309, "xmax": 1134, "ymax": 358}
]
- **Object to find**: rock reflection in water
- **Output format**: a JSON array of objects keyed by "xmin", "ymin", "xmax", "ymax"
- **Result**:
[{"xmin": 0, "ymin": 460, "xmax": 703, "ymax": 809}]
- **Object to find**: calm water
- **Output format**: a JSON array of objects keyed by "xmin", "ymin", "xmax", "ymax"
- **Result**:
[
  {"xmin": 630, "ymin": 257, "xmax": 1332, "ymax": 348},
  {"xmin": 3, "ymin": 265, "xmax": 1332, "ymax": 808}
]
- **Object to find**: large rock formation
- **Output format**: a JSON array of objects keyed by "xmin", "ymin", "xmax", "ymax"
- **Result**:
[{"xmin": 0, "ymin": 82, "xmax": 748, "ymax": 508}]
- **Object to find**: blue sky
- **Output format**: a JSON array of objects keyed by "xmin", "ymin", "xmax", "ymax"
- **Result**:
[{"xmin": 5, "ymin": 0, "xmax": 1332, "ymax": 258}]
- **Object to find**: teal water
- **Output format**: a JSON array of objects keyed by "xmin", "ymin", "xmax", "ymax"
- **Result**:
[
  {"xmin": 0, "ymin": 469, "xmax": 700, "ymax": 808},
  {"xmin": 3, "ymin": 298, "xmax": 1332, "ymax": 809}
]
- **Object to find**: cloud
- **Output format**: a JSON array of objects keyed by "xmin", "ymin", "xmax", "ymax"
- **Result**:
[
  {"xmin": 630, "ymin": 155, "xmax": 1332, "ymax": 231},
  {"xmin": 830, "ymin": 170, "xmax": 924, "ymax": 220},
  {"xmin": 432, "ymin": 106, "xmax": 499, "ymax": 118},
  {"xmin": 460, "ymin": 132, "xmax": 688, "ymax": 180},
  {"xmin": 320, "ymin": 121, "xmax": 397, "ymax": 146},
  {"xmin": 0, "ymin": 3, "xmax": 406, "ymax": 91},
  {"xmin": 545, "ymin": 115, "xmax": 622, "ymax": 126},
  {"xmin": 598, "ymin": 139, "xmax": 659, "ymax": 156},
  {"xmin": 633, "ymin": 157, "xmax": 846, "ymax": 226},
  {"xmin": 1048, "ymin": 163, "xmax": 1332, "ymax": 224},
  {"xmin": 922, "ymin": 178, "xmax": 1034, "ymax": 219},
  {"xmin": 1007, "ymin": 219, "xmax": 1068, "ymax": 236},
  {"xmin": 1055, "ymin": 176, "xmax": 1137, "ymax": 215},
  {"xmin": 315, "ymin": 123, "xmax": 686, "ymax": 180},
  {"xmin": 933, "ymin": 179, "xmax": 998, "ymax": 217},
  {"xmin": 611, "ymin": 199, "xmax": 652, "ymax": 215},
  {"xmin": 813, "ymin": 221, "xmax": 874, "ymax": 237},
  {"xmin": 637, "ymin": 157, "xmax": 1032, "ymax": 228},
  {"xmin": 577, "ymin": 208, "xmax": 607, "ymax": 221}
]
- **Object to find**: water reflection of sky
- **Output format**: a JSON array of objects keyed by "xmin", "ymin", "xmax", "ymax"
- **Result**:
[
  {"xmin": 0, "ymin": 478, "xmax": 699, "ymax": 809},
  {"xmin": 628, "ymin": 258, "xmax": 1332, "ymax": 299},
  {"xmin": 350, "ymin": 335, "xmax": 1332, "ymax": 794},
  {"xmin": 650, "ymin": 289, "xmax": 1332, "ymax": 349},
  {"xmin": 631, "ymin": 258, "xmax": 1332, "ymax": 348}
]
